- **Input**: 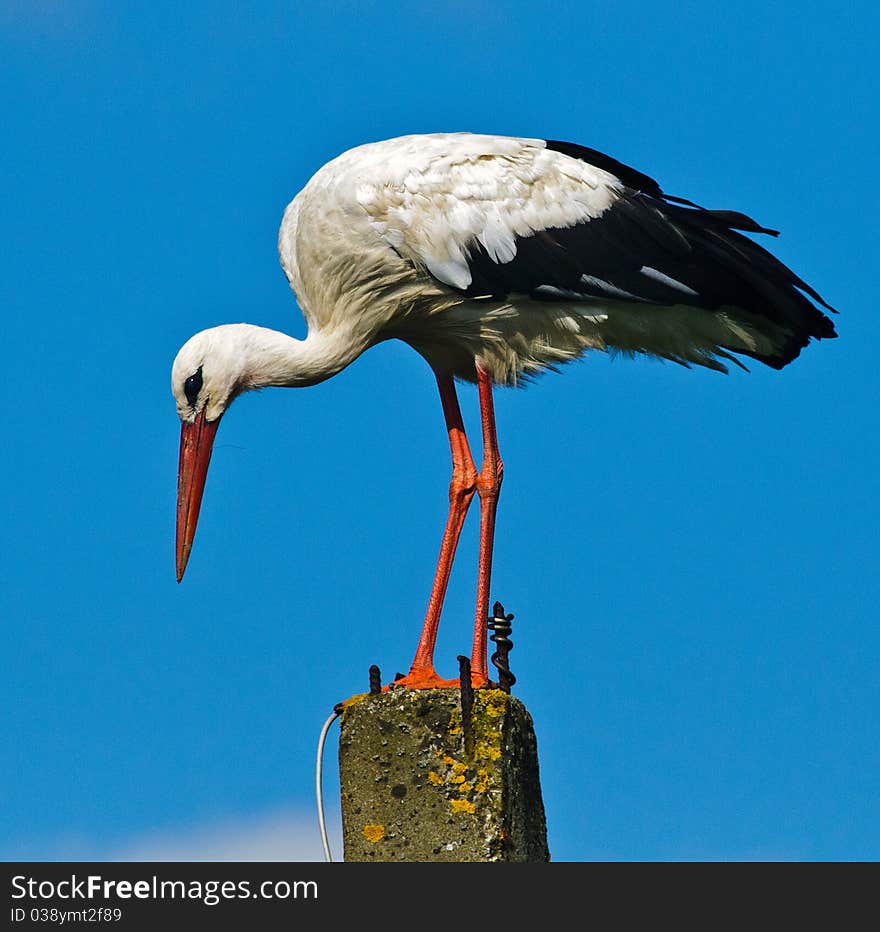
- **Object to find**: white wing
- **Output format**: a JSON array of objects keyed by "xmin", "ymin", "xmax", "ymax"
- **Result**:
[{"xmin": 354, "ymin": 133, "xmax": 620, "ymax": 291}]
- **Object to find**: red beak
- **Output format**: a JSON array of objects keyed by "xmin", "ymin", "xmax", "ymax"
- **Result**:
[{"xmin": 176, "ymin": 410, "xmax": 222, "ymax": 582}]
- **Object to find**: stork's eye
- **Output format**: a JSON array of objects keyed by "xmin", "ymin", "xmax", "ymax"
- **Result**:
[{"xmin": 184, "ymin": 367, "xmax": 203, "ymax": 407}]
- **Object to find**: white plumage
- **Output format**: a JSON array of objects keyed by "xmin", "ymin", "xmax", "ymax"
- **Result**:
[
  {"xmin": 172, "ymin": 131, "xmax": 836, "ymax": 688},
  {"xmin": 346, "ymin": 134, "xmax": 617, "ymax": 285},
  {"xmin": 274, "ymin": 133, "xmax": 623, "ymax": 384}
]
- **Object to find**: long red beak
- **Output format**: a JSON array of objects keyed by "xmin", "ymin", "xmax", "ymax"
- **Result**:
[{"xmin": 176, "ymin": 410, "xmax": 222, "ymax": 582}]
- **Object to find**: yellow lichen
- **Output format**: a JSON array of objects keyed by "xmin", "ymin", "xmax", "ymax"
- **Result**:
[
  {"xmin": 362, "ymin": 824, "xmax": 386, "ymax": 843},
  {"xmin": 475, "ymin": 739, "xmax": 501, "ymax": 761},
  {"xmin": 341, "ymin": 692, "xmax": 369, "ymax": 707},
  {"xmin": 427, "ymin": 771, "xmax": 445, "ymax": 786},
  {"xmin": 475, "ymin": 769, "xmax": 489, "ymax": 793},
  {"xmin": 451, "ymin": 762, "xmax": 467, "ymax": 775},
  {"xmin": 450, "ymin": 799, "xmax": 476, "ymax": 814},
  {"xmin": 477, "ymin": 690, "xmax": 508, "ymax": 719},
  {"xmin": 458, "ymin": 782, "xmax": 472, "ymax": 794},
  {"xmin": 338, "ymin": 693, "xmax": 369, "ymax": 723},
  {"xmin": 450, "ymin": 773, "xmax": 466, "ymax": 785}
]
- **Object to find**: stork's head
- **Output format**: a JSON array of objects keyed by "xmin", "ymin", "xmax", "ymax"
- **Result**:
[{"xmin": 171, "ymin": 326, "xmax": 251, "ymax": 583}]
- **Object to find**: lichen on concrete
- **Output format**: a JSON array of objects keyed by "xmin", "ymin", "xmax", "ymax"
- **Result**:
[{"xmin": 338, "ymin": 688, "xmax": 549, "ymax": 862}]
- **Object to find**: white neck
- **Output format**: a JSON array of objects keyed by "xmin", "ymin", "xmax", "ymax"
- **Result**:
[{"xmin": 230, "ymin": 323, "xmax": 368, "ymax": 389}]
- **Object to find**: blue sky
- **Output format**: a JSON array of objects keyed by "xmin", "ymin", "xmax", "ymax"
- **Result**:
[{"xmin": 2, "ymin": 1, "xmax": 877, "ymax": 861}]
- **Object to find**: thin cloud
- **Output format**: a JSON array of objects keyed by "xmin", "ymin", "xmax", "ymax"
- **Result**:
[
  {"xmin": 113, "ymin": 808, "xmax": 341, "ymax": 862},
  {"xmin": 3, "ymin": 808, "xmax": 343, "ymax": 863}
]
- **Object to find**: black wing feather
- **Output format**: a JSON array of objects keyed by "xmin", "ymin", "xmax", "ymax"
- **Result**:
[
  {"xmin": 544, "ymin": 139, "xmax": 665, "ymax": 199},
  {"xmin": 455, "ymin": 140, "xmax": 837, "ymax": 369}
]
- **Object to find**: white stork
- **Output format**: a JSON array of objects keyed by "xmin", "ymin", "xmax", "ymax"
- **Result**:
[{"xmin": 172, "ymin": 132, "xmax": 836, "ymax": 690}]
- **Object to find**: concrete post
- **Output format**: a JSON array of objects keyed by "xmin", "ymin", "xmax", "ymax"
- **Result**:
[{"xmin": 338, "ymin": 687, "xmax": 550, "ymax": 862}]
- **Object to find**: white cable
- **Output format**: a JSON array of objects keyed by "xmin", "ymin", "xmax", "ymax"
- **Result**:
[{"xmin": 315, "ymin": 708, "xmax": 341, "ymax": 862}]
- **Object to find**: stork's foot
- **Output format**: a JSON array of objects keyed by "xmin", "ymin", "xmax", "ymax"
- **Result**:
[{"xmin": 385, "ymin": 666, "xmax": 489, "ymax": 691}]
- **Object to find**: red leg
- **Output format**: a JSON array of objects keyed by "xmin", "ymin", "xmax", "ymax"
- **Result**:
[
  {"xmin": 393, "ymin": 372, "xmax": 477, "ymax": 689},
  {"xmin": 470, "ymin": 366, "xmax": 503, "ymax": 686}
]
